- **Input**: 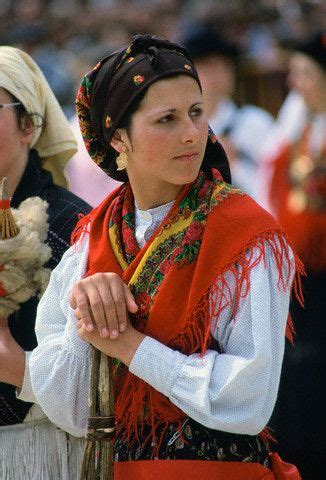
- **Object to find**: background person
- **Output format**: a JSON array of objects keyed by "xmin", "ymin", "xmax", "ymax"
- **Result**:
[
  {"xmin": 261, "ymin": 32, "xmax": 325, "ymax": 479},
  {"xmin": 0, "ymin": 46, "xmax": 91, "ymax": 480}
]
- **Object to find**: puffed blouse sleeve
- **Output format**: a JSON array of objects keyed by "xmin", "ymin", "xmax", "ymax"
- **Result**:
[
  {"xmin": 28, "ymin": 235, "xmax": 294, "ymax": 438},
  {"xmin": 129, "ymin": 239, "xmax": 294, "ymax": 435},
  {"xmin": 29, "ymin": 234, "xmax": 92, "ymax": 437}
]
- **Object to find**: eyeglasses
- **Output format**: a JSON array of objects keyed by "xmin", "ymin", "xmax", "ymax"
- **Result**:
[{"xmin": 0, "ymin": 102, "xmax": 21, "ymax": 109}]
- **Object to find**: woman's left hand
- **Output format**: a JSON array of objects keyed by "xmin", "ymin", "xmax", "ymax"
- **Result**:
[{"xmin": 77, "ymin": 319, "xmax": 145, "ymax": 367}]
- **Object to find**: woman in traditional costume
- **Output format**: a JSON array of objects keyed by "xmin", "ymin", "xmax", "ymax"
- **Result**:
[
  {"xmin": 26, "ymin": 35, "xmax": 303, "ymax": 479},
  {"xmin": 264, "ymin": 32, "xmax": 325, "ymax": 478},
  {"xmin": 0, "ymin": 47, "xmax": 91, "ymax": 479}
]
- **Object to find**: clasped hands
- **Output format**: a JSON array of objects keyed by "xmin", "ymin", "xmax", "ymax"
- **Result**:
[{"xmin": 69, "ymin": 272, "xmax": 145, "ymax": 367}]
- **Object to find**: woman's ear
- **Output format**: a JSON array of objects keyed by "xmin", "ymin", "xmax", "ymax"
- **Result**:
[{"xmin": 111, "ymin": 128, "xmax": 132, "ymax": 153}]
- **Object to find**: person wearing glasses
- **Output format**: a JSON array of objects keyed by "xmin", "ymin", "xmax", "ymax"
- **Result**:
[
  {"xmin": 0, "ymin": 46, "xmax": 91, "ymax": 479},
  {"xmin": 26, "ymin": 36, "xmax": 303, "ymax": 479}
]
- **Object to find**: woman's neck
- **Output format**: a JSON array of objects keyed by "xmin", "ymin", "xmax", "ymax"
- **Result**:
[{"xmin": 130, "ymin": 179, "xmax": 183, "ymax": 211}]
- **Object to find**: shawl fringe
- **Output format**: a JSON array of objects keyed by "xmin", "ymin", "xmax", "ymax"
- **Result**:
[
  {"xmin": 115, "ymin": 229, "xmax": 304, "ymax": 451},
  {"xmin": 70, "ymin": 213, "xmax": 91, "ymax": 245}
]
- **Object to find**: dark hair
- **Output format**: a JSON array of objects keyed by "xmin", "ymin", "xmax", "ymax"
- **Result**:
[
  {"xmin": 110, "ymin": 88, "xmax": 146, "ymax": 165},
  {"xmin": 181, "ymin": 26, "xmax": 240, "ymax": 63},
  {"xmin": 117, "ymin": 90, "xmax": 146, "ymax": 131},
  {"xmin": 6, "ymin": 91, "xmax": 45, "ymax": 132}
]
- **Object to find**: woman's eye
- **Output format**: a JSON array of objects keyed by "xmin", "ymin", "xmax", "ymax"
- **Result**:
[
  {"xmin": 189, "ymin": 108, "xmax": 203, "ymax": 118},
  {"xmin": 158, "ymin": 115, "xmax": 174, "ymax": 124}
]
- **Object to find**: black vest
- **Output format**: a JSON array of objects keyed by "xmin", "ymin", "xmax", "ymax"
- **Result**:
[{"xmin": 0, "ymin": 150, "xmax": 91, "ymax": 425}]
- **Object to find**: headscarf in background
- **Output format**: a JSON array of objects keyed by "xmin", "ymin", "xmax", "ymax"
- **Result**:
[{"xmin": 0, "ymin": 46, "xmax": 77, "ymax": 187}]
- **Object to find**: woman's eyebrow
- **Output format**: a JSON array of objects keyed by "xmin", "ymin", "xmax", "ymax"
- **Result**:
[
  {"xmin": 148, "ymin": 102, "xmax": 204, "ymax": 117},
  {"xmin": 148, "ymin": 108, "xmax": 176, "ymax": 117}
]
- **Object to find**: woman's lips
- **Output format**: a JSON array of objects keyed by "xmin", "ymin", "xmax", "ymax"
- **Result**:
[{"xmin": 174, "ymin": 152, "xmax": 199, "ymax": 160}]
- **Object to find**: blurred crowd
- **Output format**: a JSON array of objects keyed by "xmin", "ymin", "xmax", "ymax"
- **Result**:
[
  {"xmin": 1, "ymin": 0, "xmax": 324, "ymax": 205},
  {"xmin": 1, "ymin": 0, "xmax": 325, "ymax": 117}
]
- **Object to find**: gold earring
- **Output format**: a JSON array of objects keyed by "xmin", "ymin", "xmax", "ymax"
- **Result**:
[{"xmin": 116, "ymin": 147, "xmax": 128, "ymax": 171}]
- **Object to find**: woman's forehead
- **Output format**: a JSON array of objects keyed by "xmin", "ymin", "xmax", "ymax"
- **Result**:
[{"xmin": 138, "ymin": 76, "xmax": 202, "ymax": 112}]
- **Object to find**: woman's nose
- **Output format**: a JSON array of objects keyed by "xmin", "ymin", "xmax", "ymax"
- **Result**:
[{"xmin": 181, "ymin": 118, "xmax": 200, "ymax": 144}]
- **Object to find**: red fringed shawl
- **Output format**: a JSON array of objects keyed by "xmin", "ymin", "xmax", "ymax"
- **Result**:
[{"xmin": 72, "ymin": 169, "xmax": 303, "ymax": 446}]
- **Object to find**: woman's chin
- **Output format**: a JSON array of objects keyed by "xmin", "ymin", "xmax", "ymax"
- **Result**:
[{"xmin": 172, "ymin": 165, "xmax": 202, "ymax": 185}]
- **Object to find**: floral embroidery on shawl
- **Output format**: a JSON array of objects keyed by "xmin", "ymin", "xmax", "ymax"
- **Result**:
[{"xmin": 108, "ymin": 171, "xmax": 240, "ymax": 332}]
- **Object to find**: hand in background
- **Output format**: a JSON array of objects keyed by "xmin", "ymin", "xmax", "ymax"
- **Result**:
[{"xmin": 0, "ymin": 318, "xmax": 25, "ymax": 387}]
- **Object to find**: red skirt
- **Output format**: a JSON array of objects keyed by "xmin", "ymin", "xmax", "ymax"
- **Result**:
[
  {"xmin": 114, "ymin": 455, "xmax": 301, "ymax": 479},
  {"xmin": 114, "ymin": 460, "xmax": 272, "ymax": 479}
]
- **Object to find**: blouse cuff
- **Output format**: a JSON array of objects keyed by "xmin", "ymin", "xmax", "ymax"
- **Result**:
[
  {"xmin": 16, "ymin": 351, "xmax": 37, "ymax": 404},
  {"xmin": 129, "ymin": 336, "xmax": 184, "ymax": 397}
]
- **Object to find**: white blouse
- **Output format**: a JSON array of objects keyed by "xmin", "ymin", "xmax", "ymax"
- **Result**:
[{"xmin": 20, "ymin": 202, "xmax": 294, "ymax": 439}]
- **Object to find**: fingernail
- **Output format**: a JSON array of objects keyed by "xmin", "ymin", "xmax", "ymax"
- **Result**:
[
  {"xmin": 101, "ymin": 328, "xmax": 109, "ymax": 338},
  {"xmin": 86, "ymin": 324, "xmax": 94, "ymax": 332},
  {"xmin": 119, "ymin": 324, "xmax": 127, "ymax": 332},
  {"xmin": 110, "ymin": 329, "xmax": 118, "ymax": 339}
]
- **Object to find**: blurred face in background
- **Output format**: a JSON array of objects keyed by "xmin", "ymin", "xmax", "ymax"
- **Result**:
[
  {"xmin": 288, "ymin": 53, "xmax": 325, "ymax": 113},
  {"xmin": 194, "ymin": 55, "xmax": 235, "ymax": 115}
]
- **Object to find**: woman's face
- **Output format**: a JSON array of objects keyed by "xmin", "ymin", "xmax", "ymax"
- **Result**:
[
  {"xmin": 120, "ymin": 75, "xmax": 208, "ymax": 206},
  {"xmin": 288, "ymin": 53, "xmax": 325, "ymax": 112},
  {"xmin": 0, "ymin": 88, "xmax": 31, "ymax": 189},
  {"xmin": 194, "ymin": 55, "xmax": 235, "ymax": 101}
]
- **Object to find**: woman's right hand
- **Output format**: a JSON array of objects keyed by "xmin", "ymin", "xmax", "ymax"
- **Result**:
[{"xmin": 69, "ymin": 273, "xmax": 138, "ymax": 339}]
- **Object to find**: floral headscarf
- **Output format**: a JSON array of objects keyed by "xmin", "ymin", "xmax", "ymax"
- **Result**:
[{"xmin": 76, "ymin": 34, "xmax": 231, "ymax": 183}]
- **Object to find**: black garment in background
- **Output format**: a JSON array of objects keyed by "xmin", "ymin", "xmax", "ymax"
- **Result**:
[
  {"xmin": 0, "ymin": 150, "xmax": 91, "ymax": 425},
  {"xmin": 269, "ymin": 272, "xmax": 324, "ymax": 480}
]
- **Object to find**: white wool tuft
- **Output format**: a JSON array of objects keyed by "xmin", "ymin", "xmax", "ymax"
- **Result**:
[{"xmin": 0, "ymin": 197, "xmax": 51, "ymax": 317}]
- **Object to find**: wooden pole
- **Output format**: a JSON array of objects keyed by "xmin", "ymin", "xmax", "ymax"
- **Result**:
[{"xmin": 80, "ymin": 347, "xmax": 115, "ymax": 479}]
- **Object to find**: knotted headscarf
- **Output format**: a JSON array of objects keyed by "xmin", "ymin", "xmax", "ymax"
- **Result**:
[
  {"xmin": 0, "ymin": 46, "xmax": 78, "ymax": 187},
  {"xmin": 76, "ymin": 34, "xmax": 231, "ymax": 183}
]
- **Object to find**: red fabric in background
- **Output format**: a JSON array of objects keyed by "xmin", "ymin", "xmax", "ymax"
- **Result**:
[{"xmin": 269, "ymin": 143, "xmax": 326, "ymax": 273}]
